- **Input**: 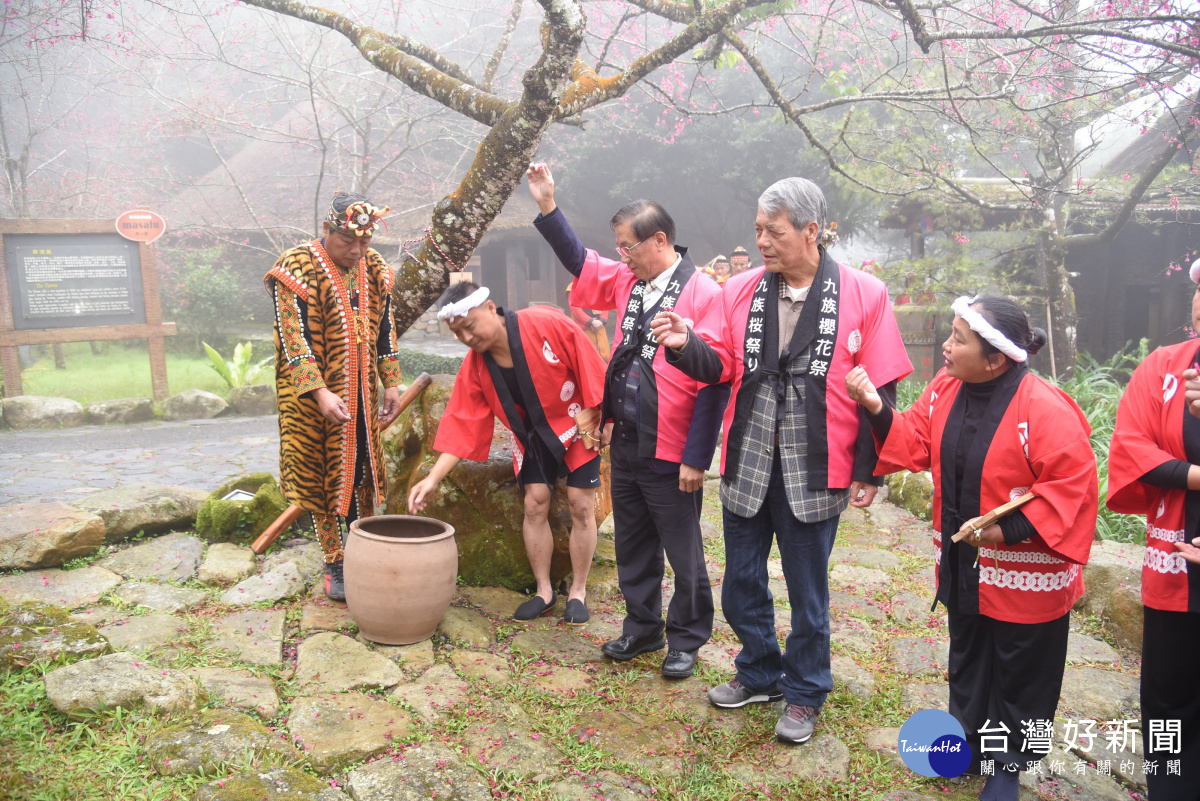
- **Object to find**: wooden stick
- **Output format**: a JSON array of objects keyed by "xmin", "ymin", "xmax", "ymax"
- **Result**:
[
  {"xmin": 250, "ymin": 372, "xmax": 433, "ymax": 554},
  {"xmin": 951, "ymin": 491, "xmax": 1035, "ymax": 543}
]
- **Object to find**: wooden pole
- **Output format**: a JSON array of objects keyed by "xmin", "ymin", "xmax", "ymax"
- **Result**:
[
  {"xmin": 1044, "ymin": 297, "xmax": 1058, "ymax": 381},
  {"xmin": 250, "ymin": 372, "xmax": 433, "ymax": 554}
]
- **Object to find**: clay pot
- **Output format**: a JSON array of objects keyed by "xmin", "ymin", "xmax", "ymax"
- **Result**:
[{"xmin": 345, "ymin": 515, "xmax": 457, "ymax": 645}]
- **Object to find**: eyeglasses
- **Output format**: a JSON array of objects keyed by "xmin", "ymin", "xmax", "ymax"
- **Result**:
[{"xmin": 615, "ymin": 236, "xmax": 652, "ymax": 258}]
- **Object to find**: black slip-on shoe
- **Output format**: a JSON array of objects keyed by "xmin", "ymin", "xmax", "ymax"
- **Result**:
[
  {"xmin": 601, "ymin": 632, "xmax": 667, "ymax": 660},
  {"xmin": 513, "ymin": 592, "xmax": 557, "ymax": 621},
  {"xmin": 324, "ymin": 560, "xmax": 346, "ymax": 601},
  {"xmin": 563, "ymin": 598, "xmax": 590, "ymax": 625},
  {"xmin": 661, "ymin": 648, "xmax": 698, "ymax": 678}
]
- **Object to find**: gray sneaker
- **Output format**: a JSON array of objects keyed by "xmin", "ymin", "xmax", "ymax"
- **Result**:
[
  {"xmin": 707, "ymin": 678, "xmax": 784, "ymax": 709},
  {"xmin": 775, "ymin": 703, "xmax": 818, "ymax": 744}
]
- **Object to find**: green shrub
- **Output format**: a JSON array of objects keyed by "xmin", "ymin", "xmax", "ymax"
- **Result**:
[
  {"xmin": 884, "ymin": 342, "xmax": 1150, "ymax": 543},
  {"xmin": 203, "ymin": 341, "xmax": 273, "ymax": 388},
  {"xmin": 396, "ymin": 347, "xmax": 463, "ymax": 378}
]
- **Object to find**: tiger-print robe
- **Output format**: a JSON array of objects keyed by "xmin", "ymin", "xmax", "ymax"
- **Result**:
[{"xmin": 264, "ymin": 241, "xmax": 401, "ymax": 516}]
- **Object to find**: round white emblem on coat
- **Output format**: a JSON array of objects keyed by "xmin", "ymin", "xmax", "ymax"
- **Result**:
[
  {"xmin": 542, "ymin": 341, "xmax": 560, "ymax": 364},
  {"xmin": 847, "ymin": 329, "xmax": 862, "ymax": 354},
  {"xmin": 567, "ymin": 403, "xmax": 581, "ymax": 417},
  {"xmin": 1010, "ymin": 486, "xmax": 1029, "ymax": 501},
  {"xmin": 1158, "ymin": 500, "xmax": 1167, "ymax": 519},
  {"xmin": 560, "ymin": 380, "xmax": 576, "ymax": 401}
]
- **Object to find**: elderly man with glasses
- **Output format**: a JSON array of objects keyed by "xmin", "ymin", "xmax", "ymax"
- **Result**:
[{"xmin": 526, "ymin": 163, "xmax": 728, "ymax": 679}]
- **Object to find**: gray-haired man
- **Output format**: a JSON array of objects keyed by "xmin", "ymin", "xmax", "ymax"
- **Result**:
[{"xmin": 651, "ymin": 178, "xmax": 912, "ymax": 743}]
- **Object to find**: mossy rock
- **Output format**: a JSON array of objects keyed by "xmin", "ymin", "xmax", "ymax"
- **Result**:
[
  {"xmin": 193, "ymin": 767, "xmax": 347, "ymax": 800},
  {"xmin": 885, "ymin": 471, "xmax": 933, "ymax": 520},
  {"xmin": 195, "ymin": 474, "xmax": 288, "ymax": 545},
  {"xmin": 0, "ymin": 601, "xmax": 110, "ymax": 671},
  {"xmin": 144, "ymin": 708, "xmax": 301, "ymax": 776},
  {"xmin": 381, "ymin": 374, "xmax": 612, "ymax": 592}
]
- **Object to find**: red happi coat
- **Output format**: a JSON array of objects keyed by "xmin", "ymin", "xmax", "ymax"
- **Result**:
[
  {"xmin": 695, "ymin": 265, "xmax": 911, "ymax": 486},
  {"xmin": 435, "ymin": 305, "xmax": 607, "ymax": 475},
  {"xmin": 877, "ymin": 369, "xmax": 1097, "ymax": 624},
  {"xmin": 1107, "ymin": 340, "xmax": 1198, "ymax": 612},
  {"xmin": 569, "ymin": 249, "xmax": 723, "ymax": 463}
]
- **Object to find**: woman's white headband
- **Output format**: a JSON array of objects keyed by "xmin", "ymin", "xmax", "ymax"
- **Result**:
[
  {"xmin": 952, "ymin": 296, "xmax": 1028, "ymax": 363},
  {"xmin": 437, "ymin": 287, "xmax": 490, "ymax": 321},
  {"xmin": 1190, "ymin": 259, "xmax": 1200, "ymax": 283}
]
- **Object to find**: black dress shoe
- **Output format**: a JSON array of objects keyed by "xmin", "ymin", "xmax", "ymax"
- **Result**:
[
  {"xmin": 601, "ymin": 632, "xmax": 666, "ymax": 660},
  {"xmin": 661, "ymin": 648, "xmax": 698, "ymax": 678}
]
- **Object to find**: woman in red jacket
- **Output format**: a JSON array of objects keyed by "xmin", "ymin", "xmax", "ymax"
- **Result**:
[
  {"xmin": 847, "ymin": 296, "xmax": 1097, "ymax": 801},
  {"xmin": 1107, "ymin": 261, "xmax": 1200, "ymax": 801}
]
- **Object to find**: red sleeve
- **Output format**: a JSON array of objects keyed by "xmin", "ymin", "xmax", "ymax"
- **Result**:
[
  {"xmin": 1021, "ymin": 385, "xmax": 1098, "ymax": 565},
  {"xmin": 874, "ymin": 376, "xmax": 940, "ymax": 475},
  {"xmin": 1108, "ymin": 350, "xmax": 1175, "ymax": 515},
  {"xmin": 433, "ymin": 357, "xmax": 496, "ymax": 462},
  {"xmin": 568, "ymin": 303, "xmax": 592, "ymax": 327},
  {"xmin": 855, "ymin": 278, "xmax": 912, "ymax": 386},
  {"xmin": 566, "ymin": 249, "xmax": 625, "ymax": 311},
  {"xmin": 554, "ymin": 315, "xmax": 608, "ymax": 410}
]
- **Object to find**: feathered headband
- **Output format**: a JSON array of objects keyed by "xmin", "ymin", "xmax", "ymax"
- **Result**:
[
  {"xmin": 951, "ymin": 296, "xmax": 1027, "ymax": 362},
  {"xmin": 327, "ymin": 199, "xmax": 389, "ymax": 237}
]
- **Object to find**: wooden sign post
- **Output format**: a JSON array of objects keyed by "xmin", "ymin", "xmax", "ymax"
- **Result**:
[{"xmin": 0, "ymin": 217, "xmax": 176, "ymax": 401}]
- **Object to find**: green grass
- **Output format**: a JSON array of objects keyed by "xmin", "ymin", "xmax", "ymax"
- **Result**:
[{"xmin": 17, "ymin": 342, "xmax": 231, "ymax": 405}]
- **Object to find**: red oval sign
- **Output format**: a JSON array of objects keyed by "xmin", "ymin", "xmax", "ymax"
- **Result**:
[{"xmin": 115, "ymin": 209, "xmax": 167, "ymax": 243}]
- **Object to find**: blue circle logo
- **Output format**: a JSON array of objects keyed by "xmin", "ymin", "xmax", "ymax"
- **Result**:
[{"xmin": 898, "ymin": 709, "xmax": 972, "ymax": 777}]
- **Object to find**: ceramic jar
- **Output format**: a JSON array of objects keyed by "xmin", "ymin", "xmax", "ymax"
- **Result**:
[{"xmin": 345, "ymin": 515, "xmax": 457, "ymax": 645}]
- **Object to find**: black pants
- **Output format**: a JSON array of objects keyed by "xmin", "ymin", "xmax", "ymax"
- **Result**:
[
  {"xmin": 947, "ymin": 609, "xmax": 1069, "ymax": 772},
  {"xmin": 1142, "ymin": 606, "xmax": 1200, "ymax": 801},
  {"xmin": 609, "ymin": 436, "xmax": 713, "ymax": 651}
]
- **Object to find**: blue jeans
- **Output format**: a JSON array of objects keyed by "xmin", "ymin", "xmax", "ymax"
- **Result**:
[{"xmin": 721, "ymin": 466, "xmax": 840, "ymax": 708}]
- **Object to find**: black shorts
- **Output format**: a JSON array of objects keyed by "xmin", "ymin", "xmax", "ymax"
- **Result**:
[{"xmin": 518, "ymin": 435, "xmax": 601, "ymax": 489}]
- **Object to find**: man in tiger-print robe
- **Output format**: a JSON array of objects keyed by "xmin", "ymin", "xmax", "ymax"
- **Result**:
[{"xmin": 265, "ymin": 192, "xmax": 403, "ymax": 600}]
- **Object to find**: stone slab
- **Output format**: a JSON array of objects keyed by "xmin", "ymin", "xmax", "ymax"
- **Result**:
[
  {"xmin": 95, "ymin": 532, "xmax": 203, "ymax": 582},
  {"xmin": 288, "ymin": 693, "xmax": 413, "ymax": 774},
  {"xmin": 450, "ymin": 649, "xmax": 510, "ymax": 684},
  {"xmin": 0, "ymin": 566, "xmax": 122, "ymax": 609},
  {"xmin": 892, "ymin": 636, "xmax": 950, "ymax": 676},
  {"xmin": 0, "ymin": 602, "xmax": 110, "ymax": 670},
  {"xmin": 0, "ymin": 502, "xmax": 105, "ymax": 570},
  {"xmin": 111, "ymin": 581, "xmax": 207, "ymax": 613},
  {"xmin": 194, "ymin": 767, "xmax": 347, "ymax": 801},
  {"xmin": 296, "ymin": 631, "xmax": 403, "ymax": 693},
  {"xmin": 186, "ymin": 667, "xmax": 279, "ymax": 719},
  {"xmin": 1059, "ymin": 667, "xmax": 1140, "ymax": 722},
  {"xmin": 98, "ymin": 612, "xmax": 188, "ymax": 654},
  {"xmin": 43, "ymin": 651, "xmax": 202, "ymax": 719},
  {"xmin": 69, "ymin": 483, "xmax": 207, "ymax": 543},
  {"xmin": 208, "ymin": 609, "xmax": 286, "ymax": 666},
  {"xmin": 1066, "ymin": 632, "xmax": 1120, "ymax": 666},
  {"xmin": 437, "ymin": 606, "xmax": 494, "ymax": 647},
  {"xmin": 510, "ymin": 629, "xmax": 605, "ymax": 665},
  {"xmin": 345, "ymin": 743, "xmax": 492, "ymax": 801},
  {"xmin": 391, "ymin": 662, "xmax": 470, "ymax": 722},
  {"xmin": 197, "ymin": 542, "xmax": 257, "ymax": 585},
  {"xmin": 144, "ymin": 708, "xmax": 300, "ymax": 776},
  {"xmin": 901, "ymin": 683, "xmax": 949, "ymax": 712},
  {"xmin": 219, "ymin": 561, "xmax": 305, "ymax": 606}
]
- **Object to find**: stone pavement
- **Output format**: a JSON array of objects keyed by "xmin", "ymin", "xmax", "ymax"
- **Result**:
[{"xmin": 0, "ymin": 416, "xmax": 279, "ymax": 506}]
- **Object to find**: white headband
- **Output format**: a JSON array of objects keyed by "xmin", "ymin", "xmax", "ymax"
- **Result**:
[
  {"xmin": 437, "ymin": 287, "xmax": 490, "ymax": 321},
  {"xmin": 951, "ymin": 296, "xmax": 1028, "ymax": 363},
  {"xmin": 1190, "ymin": 259, "xmax": 1200, "ymax": 283}
]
